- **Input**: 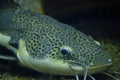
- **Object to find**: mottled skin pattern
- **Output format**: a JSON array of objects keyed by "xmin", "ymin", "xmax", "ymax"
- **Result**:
[{"xmin": 0, "ymin": 8, "xmax": 112, "ymax": 75}]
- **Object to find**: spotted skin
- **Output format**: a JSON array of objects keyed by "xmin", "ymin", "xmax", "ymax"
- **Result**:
[{"xmin": 0, "ymin": 8, "xmax": 112, "ymax": 75}]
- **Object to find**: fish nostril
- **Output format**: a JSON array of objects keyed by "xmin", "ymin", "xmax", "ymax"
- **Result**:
[
  {"xmin": 108, "ymin": 59, "xmax": 112, "ymax": 62},
  {"xmin": 90, "ymin": 62, "xmax": 94, "ymax": 66}
]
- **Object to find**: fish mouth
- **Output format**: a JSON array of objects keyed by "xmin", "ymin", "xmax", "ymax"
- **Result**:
[
  {"xmin": 67, "ymin": 60, "xmax": 112, "ymax": 80},
  {"xmin": 66, "ymin": 59, "xmax": 112, "ymax": 75},
  {"xmin": 68, "ymin": 63, "xmax": 112, "ymax": 74}
]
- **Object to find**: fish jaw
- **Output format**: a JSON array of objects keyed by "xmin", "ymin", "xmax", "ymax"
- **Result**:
[{"xmin": 17, "ymin": 39, "xmax": 112, "ymax": 76}]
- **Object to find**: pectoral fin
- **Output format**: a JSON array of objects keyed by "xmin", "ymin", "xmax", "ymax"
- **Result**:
[
  {"xmin": 0, "ymin": 33, "xmax": 17, "ymax": 54},
  {"xmin": 0, "ymin": 54, "xmax": 17, "ymax": 61}
]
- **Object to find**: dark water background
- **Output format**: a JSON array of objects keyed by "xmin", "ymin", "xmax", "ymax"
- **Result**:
[{"xmin": 44, "ymin": 0, "xmax": 120, "ymax": 39}]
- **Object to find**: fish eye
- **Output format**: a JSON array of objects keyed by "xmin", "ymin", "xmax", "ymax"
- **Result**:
[
  {"xmin": 60, "ymin": 48, "xmax": 69, "ymax": 55},
  {"xmin": 60, "ymin": 46, "xmax": 72, "ymax": 55}
]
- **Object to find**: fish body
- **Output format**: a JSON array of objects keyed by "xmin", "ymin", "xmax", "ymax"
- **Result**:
[{"xmin": 0, "ymin": 0, "xmax": 112, "ymax": 76}]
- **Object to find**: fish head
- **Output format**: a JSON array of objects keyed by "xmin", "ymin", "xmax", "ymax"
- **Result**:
[{"xmin": 20, "ymin": 17, "xmax": 112, "ymax": 75}]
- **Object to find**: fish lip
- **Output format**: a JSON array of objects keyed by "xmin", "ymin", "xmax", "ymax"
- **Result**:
[
  {"xmin": 89, "ymin": 62, "xmax": 112, "ymax": 70},
  {"xmin": 66, "ymin": 59, "xmax": 112, "ymax": 75}
]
